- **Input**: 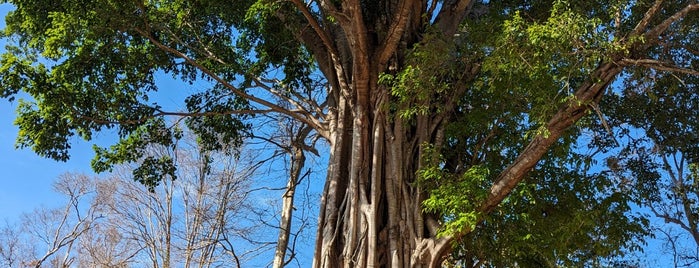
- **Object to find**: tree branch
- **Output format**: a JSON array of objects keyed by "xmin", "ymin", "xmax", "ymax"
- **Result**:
[
  {"xmin": 158, "ymin": 26, "xmax": 327, "ymax": 132},
  {"xmin": 376, "ymin": 0, "xmax": 413, "ymax": 69},
  {"xmin": 290, "ymin": 0, "xmax": 340, "ymax": 58},
  {"xmin": 131, "ymin": 27, "xmax": 328, "ymax": 137},
  {"xmin": 643, "ymin": 3, "xmax": 699, "ymax": 46},
  {"xmin": 631, "ymin": 0, "xmax": 665, "ymax": 36},
  {"xmin": 433, "ymin": 0, "xmax": 474, "ymax": 36},
  {"xmin": 619, "ymin": 58, "xmax": 699, "ymax": 76}
]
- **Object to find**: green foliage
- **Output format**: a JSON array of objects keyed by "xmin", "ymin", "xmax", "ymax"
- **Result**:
[
  {"xmin": 443, "ymin": 154, "xmax": 649, "ymax": 267},
  {"xmin": 414, "ymin": 1, "xmax": 661, "ymax": 265},
  {"xmin": 421, "ymin": 163, "xmax": 490, "ymax": 236},
  {"xmin": 91, "ymin": 118, "xmax": 180, "ymax": 190},
  {"xmin": 380, "ymin": 33, "xmax": 461, "ymax": 120},
  {"xmin": 0, "ymin": 0, "xmax": 307, "ymax": 187},
  {"xmin": 184, "ymin": 85, "xmax": 250, "ymax": 152},
  {"xmin": 482, "ymin": 0, "xmax": 611, "ymax": 126}
]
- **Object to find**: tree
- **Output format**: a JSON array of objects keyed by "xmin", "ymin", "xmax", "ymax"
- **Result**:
[
  {"xmin": 89, "ymin": 136, "xmax": 272, "ymax": 268},
  {"xmin": 257, "ymin": 116, "xmax": 315, "ymax": 268},
  {"xmin": 1, "ymin": 0, "xmax": 698, "ymax": 267},
  {"xmin": 0, "ymin": 139, "xmax": 277, "ymax": 267},
  {"xmin": 0, "ymin": 173, "xmax": 102, "ymax": 268},
  {"xmin": 600, "ymin": 57, "xmax": 699, "ymax": 267}
]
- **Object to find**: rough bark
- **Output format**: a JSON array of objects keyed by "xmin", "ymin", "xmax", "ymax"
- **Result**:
[{"xmin": 286, "ymin": 1, "xmax": 699, "ymax": 267}]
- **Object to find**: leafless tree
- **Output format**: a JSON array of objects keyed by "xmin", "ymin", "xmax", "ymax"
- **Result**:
[
  {"xmin": 0, "ymin": 221, "xmax": 32, "ymax": 268},
  {"xmin": 646, "ymin": 153, "xmax": 699, "ymax": 268},
  {"xmin": 1, "ymin": 140, "xmax": 276, "ymax": 267},
  {"xmin": 0, "ymin": 173, "xmax": 102, "ymax": 268},
  {"xmin": 83, "ymin": 135, "xmax": 268, "ymax": 268}
]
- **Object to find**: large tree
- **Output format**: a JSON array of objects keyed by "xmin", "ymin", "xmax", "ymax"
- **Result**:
[{"xmin": 1, "ymin": 0, "xmax": 698, "ymax": 267}]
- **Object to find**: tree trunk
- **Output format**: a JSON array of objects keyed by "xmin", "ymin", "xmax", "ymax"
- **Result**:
[
  {"xmin": 313, "ymin": 80, "xmax": 454, "ymax": 267},
  {"xmin": 273, "ymin": 145, "xmax": 306, "ymax": 268},
  {"xmin": 307, "ymin": 1, "xmax": 479, "ymax": 267},
  {"xmin": 300, "ymin": 1, "xmax": 690, "ymax": 267}
]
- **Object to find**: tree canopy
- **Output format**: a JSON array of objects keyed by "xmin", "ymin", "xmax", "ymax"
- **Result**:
[{"xmin": 2, "ymin": 0, "xmax": 698, "ymax": 266}]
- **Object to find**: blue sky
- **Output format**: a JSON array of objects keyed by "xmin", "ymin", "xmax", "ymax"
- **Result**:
[{"xmin": 0, "ymin": 3, "xmax": 94, "ymax": 221}]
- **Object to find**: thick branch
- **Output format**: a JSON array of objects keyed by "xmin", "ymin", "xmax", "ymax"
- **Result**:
[
  {"xmin": 631, "ymin": 0, "xmax": 665, "ymax": 35},
  {"xmin": 643, "ymin": 3, "xmax": 699, "ymax": 43},
  {"xmin": 290, "ymin": 0, "xmax": 341, "ymax": 60},
  {"xmin": 375, "ymin": 0, "xmax": 413, "ymax": 69},
  {"xmin": 479, "ymin": 62, "xmax": 622, "ymax": 215},
  {"xmin": 474, "ymin": 0, "xmax": 699, "ymax": 223},
  {"xmin": 433, "ymin": 0, "xmax": 474, "ymax": 36},
  {"xmin": 340, "ymin": 0, "xmax": 372, "ymax": 107}
]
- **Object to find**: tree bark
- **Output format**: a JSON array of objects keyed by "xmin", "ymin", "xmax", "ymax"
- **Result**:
[
  {"xmin": 288, "ymin": 1, "xmax": 699, "ymax": 267},
  {"xmin": 273, "ymin": 145, "xmax": 306, "ymax": 268}
]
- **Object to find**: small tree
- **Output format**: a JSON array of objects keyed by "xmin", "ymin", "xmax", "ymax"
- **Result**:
[{"xmin": 0, "ymin": 173, "xmax": 102, "ymax": 268}]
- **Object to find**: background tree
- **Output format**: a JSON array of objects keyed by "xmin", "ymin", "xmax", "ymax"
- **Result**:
[
  {"xmin": 90, "ymin": 134, "xmax": 274, "ymax": 268},
  {"xmin": 1, "ymin": 0, "xmax": 698, "ymax": 267},
  {"xmin": 0, "ymin": 136, "xmax": 285, "ymax": 267},
  {"xmin": 0, "ymin": 173, "xmax": 102, "ymax": 268},
  {"xmin": 600, "ymin": 61, "xmax": 699, "ymax": 267}
]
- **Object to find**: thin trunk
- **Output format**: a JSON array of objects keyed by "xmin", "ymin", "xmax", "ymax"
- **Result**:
[
  {"xmin": 273, "ymin": 146, "xmax": 306, "ymax": 268},
  {"xmin": 163, "ymin": 178, "xmax": 173, "ymax": 268},
  {"xmin": 183, "ymin": 151, "xmax": 209, "ymax": 268}
]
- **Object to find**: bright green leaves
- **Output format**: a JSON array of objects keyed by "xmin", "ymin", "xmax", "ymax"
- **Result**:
[
  {"xmin": 421, "ymin": 164, "xmax": 490, "ymax": 236},
  {"xmin": 483, "ymin": 0, "xmax": 610, "ymax": 126},
  {"xmin": 42, "ymin": 11, "xmax": 77, "ymax": 59},
  {"xmin": 0, "ymin": 52, "xmax": 44, "ymax": 101},
  {"xmin": 380, "ymin": 34, "xmax": 462, "ymax": 120},
  {"xmin": 92, "ymin": 118, "xmax": 181, "ymax": 191}
]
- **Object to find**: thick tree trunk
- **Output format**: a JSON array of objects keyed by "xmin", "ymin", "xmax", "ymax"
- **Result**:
[
  {"xmin": 307, "ymin": 1, "xmax": 476, "ymax": 267},
  {"xmin": 313, "ymin": 74, "xmax": 452, "ymax": 267},
  {"xmin": 300, "ymin": 1, "xmax": 693, "ymax": 267}
]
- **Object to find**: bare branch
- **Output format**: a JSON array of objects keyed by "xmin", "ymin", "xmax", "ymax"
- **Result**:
[{"xmin": 619, "ymin": 58, "xmax": 699, "ymax": 76}]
